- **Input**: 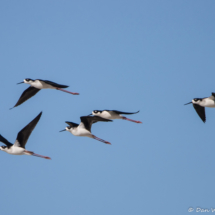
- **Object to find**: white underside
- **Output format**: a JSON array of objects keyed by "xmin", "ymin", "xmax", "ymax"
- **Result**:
[
  {"xmin": 68, "ymin": 126, "xmax": 93, "ymax": 138},
  {"xmin": 198, "ymin": 99, "xmax": 215, "ymax": 108},
  {"xmin": 3, "ymin": 146, "xmax": 28, "ymax": 155},
  {"xmin": 93, "ymin": 111, "xmax": 122, "ymax": 119},
  {"xmin": 29, "ymin": 80, "xmax": 56, "ymax": 89}
]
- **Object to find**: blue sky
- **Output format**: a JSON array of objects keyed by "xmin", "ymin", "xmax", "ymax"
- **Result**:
[{"xmin": 0, "ymin": 0, "xmax": 215, "ymax": 214}]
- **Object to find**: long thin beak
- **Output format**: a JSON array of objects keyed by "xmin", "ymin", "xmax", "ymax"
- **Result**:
[
  {"xmin": 184, "ymin": 102, "xmax": 192, "ymax": 105},
  {"xmin": 17, "ymin": 81, "xmax": 24, "ymax": 84},
  {"xmin": 59, "ymin": 129, "xmax": 66, "ymax": 132}
]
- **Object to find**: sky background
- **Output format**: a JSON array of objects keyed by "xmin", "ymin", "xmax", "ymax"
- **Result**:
[{"xmin": 0, "ymin": 0, "xmax": 215, "ymax": 214}]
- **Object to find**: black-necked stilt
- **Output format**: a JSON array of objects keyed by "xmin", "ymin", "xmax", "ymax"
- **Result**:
[
  {"xmin": 90, "ymin": 110, "xmax": 142, "ymax": 123},
  {"xmin": 185, "ymin": 92, "xmax": 215, "ymax": 123},
  {"xmin": 60, "ymin": 116, "xmax": 112, "ymax": 144},
  {"xmin": 11, "ymin": 78, "xmax": 79, "ymax": 108},
  {"xmin": 0, "ymin": 112, "xmax": 51, "ymax": 159}
]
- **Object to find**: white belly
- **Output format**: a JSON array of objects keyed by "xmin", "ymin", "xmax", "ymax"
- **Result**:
[
  {"xmin": 6, "ymin": 146, "xmax": 25, "ymax": 155},
  {"xmin": 205, "ymin": 104, "xmax": 215, "ymax": 108},
  {"xmin": 69, "ymin": 127, "xmax": 92, "ymax": 137},
  {"xmin": 30, "ymin": 80, "xmax": 55, "ymax": 89},
  {"xmin": 201, "ymin": 99, "xmax": 215, "ymax": 108},
  {"xmin": 100, "ymin": 111, "xmax": 122, "ymax": 119}
]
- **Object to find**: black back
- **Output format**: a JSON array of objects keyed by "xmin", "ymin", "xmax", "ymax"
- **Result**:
[
  {"xmin": 193, "ymin": 104, "xmax": 206, "ymax": 123},
  {"xmin": 0, "ymin": 135, "xmax": 13, "ymax": 147},
  {"xmin": 39, "ymin": 79, "xmax": 68, "ymax": 88},
  {"xmin": 16, "ymin": 112, "xmax": 42, "ymax": 148},
  {"xmin": 111, "ymin": 110, "xmax": 139, "ymax": 115},
  {"xmin": 80, "ymin": 116, "xmax": 112, "ymax": 132},
  {"xmin": 13, "ymin": 86, "xmax": 40, "ymax": 108}
]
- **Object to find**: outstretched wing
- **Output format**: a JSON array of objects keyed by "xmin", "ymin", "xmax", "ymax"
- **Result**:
[
  {"xmin": 40, "ymin": 79, "xmax": 68, "ymax": 88},
  {"xmin": 12, "ymin": 87, "xmax": 40, "ymax": 108},
  {"xmin": 0, "ymin": 135, "xmax": 13, "ymax": 147},
  {"xmin": 80, "ymin": 116, "xmax": 112, "ymax": 132},
  {"xmin": 111, "ymin": 110, "xmax": 139, "ymax": 115},
  {"xmin": 14, "ymin": 112, "xmax": 42, "ymax": 148},
  {"xmin": 193, "ymin": 104, "xmax": 206, "ymax": 123}
]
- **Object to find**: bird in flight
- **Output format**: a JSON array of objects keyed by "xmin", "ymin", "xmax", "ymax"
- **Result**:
[
  {"xmin": 0, "ymin": 112, "xmax": 51, "ymax": 159},
  {"xmin": 185, "ymin": 92, "xmax": 215, "ymax": 123},
  {"xmin": 11, "ymin": 78, "xmax": 79, "ymax": 108},
  {"xmin": 89, "ymin": 110, "xmax": 142, "ymax": 123},
  {"xmin": 60, "ymin": 116, "xmax": 112, "ymax": 144}
]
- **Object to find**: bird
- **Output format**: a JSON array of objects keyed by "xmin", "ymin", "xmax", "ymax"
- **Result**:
[
  {"xmin": 0, "ymin": 112, "xmax": 51, "ymax": 159},
  {"xmin": 60, "ymin": 116, "xmax": 112, "ymax": 144},
  {"xmin": 185, "ymin": 92, "xmax": 215, "ymax": 123},
  {"xmin": 11, "ymin": 78, "xmax": 79, "ymax": 108},
  {"xmin": 89, "ymin": 110, "xmax": 142, "ymax": 123}
]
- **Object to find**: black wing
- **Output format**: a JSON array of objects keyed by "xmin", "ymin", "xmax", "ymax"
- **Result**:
[
  {"xmin": 0, "ymin": 135, "xmax": 13, "ymax": 147},
  {"xmin": 193, "ymin": 104, "xmax": 206, "ymax": 123},
  {"xmin": 15, "ymin": 112, "xmax": 42, "ymax": 148},
  {"xmin": 111, "ymin": 110, "xmax": 139, "ymax": 115},
  {"xmin": 65, "ymin": 121, "xmax": 79, "ymax": 127},
  {"xmin": 12, "ymin": 87, "xmax": 40, "ymax": 108},
  {"xmin": 80, "ymin": 116, "xmax": 112, "ymax": 132},
  {"xmin": 39, "ymin": 79, "xmax": 68, "ymax": 88}
]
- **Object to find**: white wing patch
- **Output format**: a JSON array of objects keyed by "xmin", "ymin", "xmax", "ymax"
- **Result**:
[{"xmin": 14, "ymin": 140, "xmax": 21, "ymax": 147}]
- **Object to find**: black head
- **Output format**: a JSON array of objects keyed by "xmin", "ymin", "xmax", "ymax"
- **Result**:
[
  {"xmin": 193, "ymin": 98, "xmax": 202, "ymax": 102},
  {"xmin": 25, "ymin": 78, "xmax": 34, "ymax": 82},
  {"xmin": 94, "ymin": 110, "xmax": 102, "ymax": 114},
  {"xmin": 185, "ymin": 97, "xmax": 203, "ymax": 105},
  {"xmin": 91, "ymin": 110, "xmax": 103, "ymax": 116},
  {"xmin": 190, "ymin": 98, "xmax": 203, "ymax": 105},
  {"xmin": 18, "ymin": 78, "xmax": 34, "ymax": 84},
  {"xmin": 0, "ymin": 145, "xmax": 7, "ymax": 150}
]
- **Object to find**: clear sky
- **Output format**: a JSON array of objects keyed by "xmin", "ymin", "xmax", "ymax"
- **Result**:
[{"xmin": 0, "ymin": 0, "xmax": 215, "ymax": 214}]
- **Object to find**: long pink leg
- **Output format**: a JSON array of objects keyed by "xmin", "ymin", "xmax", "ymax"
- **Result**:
[
  {"xmin": 56, "ymin": 88, "xmax": 79, "ymax": 95},
  {"xmin": 92, "ymin": 135, "xmax": 111, "ymax": 145},
  {"xmin": 122, "ymin": 117, "xmax": 142, "ymax": 123},
  {"xmin": 32, "ymin": 153, "xmax": 51, "ymax": 160},
  {"xmin": 25, "ymin": 150, "xmax": 51, "ymax": 160}
]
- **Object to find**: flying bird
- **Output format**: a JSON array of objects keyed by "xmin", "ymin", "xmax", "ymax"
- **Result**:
[
  {"xmin": 0, "ymin": 112, "xmax": 51, "ymax": 159},
  {"xmin": 11, "ymin": 78, "xmax": 79, "ymax": 108},
  {"xmin": 185, "ymin": 92, "xmax": 215, "ymax": 123},
  {"xmin": 90, "ymin": 110, "xmax": 142, "ymax": 123},
  {"xmin": 60, "ymin": 116, "xmax": 112, "ymax": 144}
]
